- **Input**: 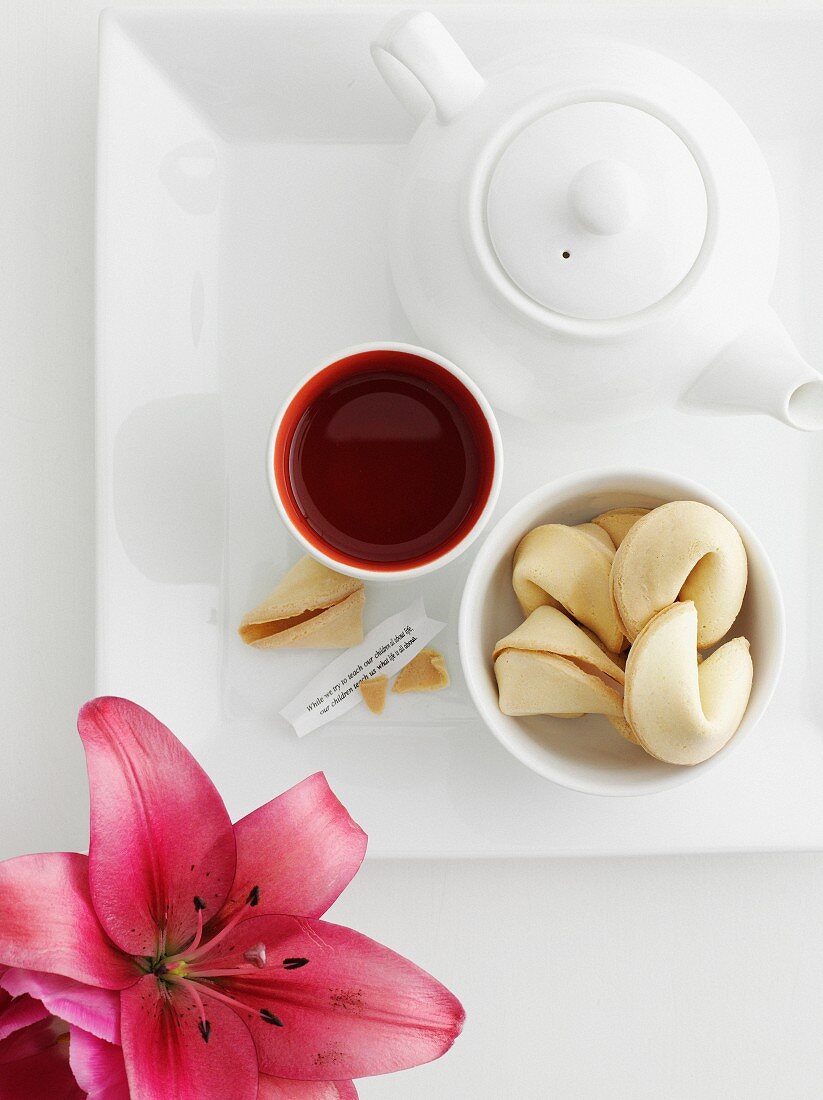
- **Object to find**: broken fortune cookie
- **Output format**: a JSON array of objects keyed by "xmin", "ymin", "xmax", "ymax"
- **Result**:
[
  {"xmin": 359, "ymin": 676, "xmax": 388, "ymax": 715},
  {"xmin": 239, "ymin": 555, "xmax": 365, "ymax": 649},
  {"xmin": 393, "ymin": 649, "xmax": 450, "ymax": 694}
]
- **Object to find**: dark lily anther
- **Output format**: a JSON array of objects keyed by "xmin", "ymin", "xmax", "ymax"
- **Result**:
[
  {"xmin": 193, "ymin": 896, "xmax": 206, "ymax": 911},
  {"xmin": 260, "ymin": 1009, "xmax": 284, "ymax": 1027},
  {"xmin": 198, "ymin": 1020, "xmax": 211, "ymax": 1043},
  {"xmin": 246, "ymin": 885, "xmax": 260, "ymax": 907},
  {"xmin": 283, "ymin": 957, "xmax": 309, "ymax": 970}
]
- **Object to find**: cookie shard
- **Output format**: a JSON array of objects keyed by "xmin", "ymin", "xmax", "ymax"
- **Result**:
[
  {"xmin": 512, "ymin": 523, "xmax": 624, "ymax": 652},
  {"xmin": 591, "ymin": 507, "xmax": 650, "ymax": 549},
  {"xmin": 359, "ymin": 675, "xmax": 388, "ymax": 715},
  {"xmin": 610, "ymin": 500, "xmax": 748, "ymax": 648},
  {"xmin": 239, "ymin": 555, "xmax": 365, "ymax": 649},
  {"xmin": 392, "ymin": 649, "xmax": 450, "ymax": 694},
  {"xmin": 623, "ymin": 601, "xmax": 753, "ymax": 766}
]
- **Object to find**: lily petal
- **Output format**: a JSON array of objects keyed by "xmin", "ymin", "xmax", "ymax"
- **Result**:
[
  {"xmin": 0, "ymin": 852, "xmax": 136, "ymax": 988},
  {"xmin": 223, "ymin": 773, "xmax": 367, "ymax": 923},
  {"xmin": 120, "ymin": 974, "xmax": 258, "ymax": 1100},
  {"xmin": 0, "ymin": 1015, "xmax": 67, "ymax": 1064},
  {"xmin": 198, "ymin": 914, "xmax": 465, "ymax": 1080},
  {"xmin": 69, "ymin": 1027, "xmax": 130, "ymax": 1100},
  {"xmin": 0, "ymin": 991, "xmax": 50, "ymax": 1042},
  {"xmin": 78, "ymin": 697, "xmax": 237, "ymax": 956},
  {"xmin": 1, "ymin": 968, "xmax": 120, "ymax": 1043},
  {"xmin": 0, "ymin": 1030, "xmax": 84, "ymax": 1099},
  {"xmin": 258, "ymin": 1075, "xmax": 359, "ymax": 1099}
]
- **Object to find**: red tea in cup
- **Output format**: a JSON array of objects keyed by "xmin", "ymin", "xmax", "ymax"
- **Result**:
[{"xmin": 271, "ymin": 346, "xmax": 500, "ymax": 575}]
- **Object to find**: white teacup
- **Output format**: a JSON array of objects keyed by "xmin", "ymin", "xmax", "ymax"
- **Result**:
[{"xmin": 268, "ymin": 342, "xmax": 503, "ymax": 582}]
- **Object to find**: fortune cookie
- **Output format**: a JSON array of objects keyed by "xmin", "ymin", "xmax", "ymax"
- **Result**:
[
  {"xmin": 513, "ymin": 524, "xmax": 625, "ymax": 652},
  {"xmin": 494, "ymin": 606, "xmax": 625, "ymax": 719},
  {"xmin": 359, "ymin": 675, "xmax": 388, "ymax": 715},
  {"xmin": 239, "ymin": 555, "xmax": 364, "ymax": 649},
  {"xmin": 591, "ymin": 507, "xmax": 649, "ymax": 548},
  {"xmin": 623, "ymin": 601, "xmax": 752, "ymax": 765},
  {"xmin": 610, "ymin": 500, "xmax": 748, "ymax": 648},
  {"xmin": 393, "ymin": 649, "xmax": 450, "ymax": 694},
  {"xmin": 576, "ymin": 522, "xmax": 616, "ymax": 552}
]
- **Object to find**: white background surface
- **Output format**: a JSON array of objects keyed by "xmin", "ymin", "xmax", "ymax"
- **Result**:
[{"xmin": 3, "ymin": 1, "xmax": 823, "ymax": 1096}]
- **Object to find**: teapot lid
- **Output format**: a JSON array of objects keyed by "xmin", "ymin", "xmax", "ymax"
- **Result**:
[{"xmin": 485, "ymin": 101, "xmax": 707, "ymax": 321}]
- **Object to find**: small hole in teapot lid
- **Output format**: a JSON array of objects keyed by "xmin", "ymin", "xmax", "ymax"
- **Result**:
[{"xmin": 561, "ymin": 251, "xmax": 570, "ymax": 259}]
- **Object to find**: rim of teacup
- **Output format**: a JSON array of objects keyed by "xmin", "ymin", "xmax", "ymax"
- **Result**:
[
  {"xmin": 267, "ymin": 341, "xmax": 504, "ymax": 582},
  {"xmin": 458, "ymin": 466, "xmax": 786, "ymax": 797}
]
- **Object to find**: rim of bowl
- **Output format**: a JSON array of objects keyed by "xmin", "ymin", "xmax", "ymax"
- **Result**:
[
  {"xmin": 267, "ymin": 341, "xmax": 504, "ymax": 582},
  {"xmin": 458, "ymin": 466, "xmax": 786, "ymax": 797}
]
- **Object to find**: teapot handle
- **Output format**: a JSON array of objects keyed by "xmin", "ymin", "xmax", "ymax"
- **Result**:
[{"xmin": 371, "ymin": 11, "xmax": 485, "ymax": 125}]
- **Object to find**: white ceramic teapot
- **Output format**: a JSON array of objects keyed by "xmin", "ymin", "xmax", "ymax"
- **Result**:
[{"xmin": 372, "ymin": 11, "xmax": 823, "ymax": 429}]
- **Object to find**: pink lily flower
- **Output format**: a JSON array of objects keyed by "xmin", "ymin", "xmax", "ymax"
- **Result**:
[{"xmin": 0, "ymin": 698, "xmax": 464, "ymax": 1098}]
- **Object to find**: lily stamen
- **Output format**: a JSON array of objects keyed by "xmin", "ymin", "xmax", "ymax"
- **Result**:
[
  {"xmin": 186, "ymin": 978, "xmax": 263, "ymax": 1019},
  {"xmin": 186, "ymin": 897, "xmax": 206, "ymax": 956},
  {"xmin": 184, "ymin": 965, "xmax": 262, "ymax": 979},
  {"xmin": 185, "ymin": 979, "xmax": 209, "ymax": 1038},
  {"xmin": 244, "ymin": 942, "xmax": 267, "ymax": 969},
  {"xmin": 164, "ymin": 886, "xmax": 261, "ymax": 967}
]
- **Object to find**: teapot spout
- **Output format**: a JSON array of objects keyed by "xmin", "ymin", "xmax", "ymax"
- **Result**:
[{"xmin": 682, "ymin": 308, "xmax": 823, "ymax": 430}]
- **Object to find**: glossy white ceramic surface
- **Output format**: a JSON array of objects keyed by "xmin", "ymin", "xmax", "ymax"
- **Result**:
[
  {"xmin": 98, "ymin": 4, "xmax": 823, "ymax": 856},
  {"xmin": 459, "ymin": 469, "xmax": 784, "ymax": 796},
  {"xmin": 375, "ymin": 10, "xmax": 823, "ymax": 427},
  {"xmin": 486, "ymin": 103, "xmax": 708, "ymax": 319}
]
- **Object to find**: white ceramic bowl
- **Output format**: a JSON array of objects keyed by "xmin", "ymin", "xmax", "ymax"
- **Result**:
[{"xmin": 459, "ymin": 468, "xmax": 785, "ymax": 796}]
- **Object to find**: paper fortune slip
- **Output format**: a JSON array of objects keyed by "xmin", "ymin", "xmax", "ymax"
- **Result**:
[{"xmin": 281, "ymin": 599, "xmax": 445, "ymax": 737}]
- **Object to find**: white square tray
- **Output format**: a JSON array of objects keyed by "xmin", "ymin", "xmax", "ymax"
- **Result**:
[{"xmin": 97, "ymin": 3, "xmax": 823, "ymax": 857}]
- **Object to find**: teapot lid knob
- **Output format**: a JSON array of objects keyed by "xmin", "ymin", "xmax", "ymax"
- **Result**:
[
  {"xmin": 485, "ymin": 101, "xmax": 707, "ymax": 321},
  {"xmin": 569, "ymin": 159, "xmax": 643, "ymax": 236}
]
